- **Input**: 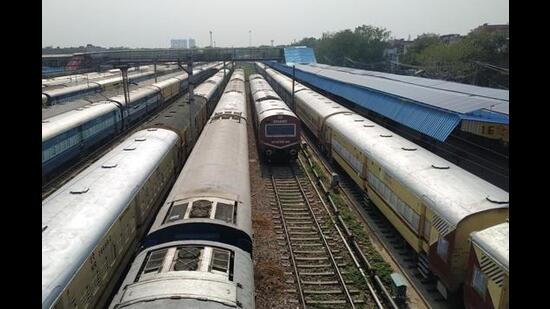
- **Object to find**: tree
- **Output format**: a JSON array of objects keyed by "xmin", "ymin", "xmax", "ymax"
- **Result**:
[{"xmin": 294, "ymin": 25, "xmax": 390, "ymax": 67}]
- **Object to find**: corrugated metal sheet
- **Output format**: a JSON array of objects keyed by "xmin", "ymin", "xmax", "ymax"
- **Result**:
[
  {"xmin": 462, "ymin": 109, "xmax": 509, "ymax": 123},
  {"xmin": 283, "ymin": 47, "xmax": 317, "ymax": 65},
  {"xmin": 307, "ymin": 63, "xmax": 509, "ymax": 101},
  {"xmin": 298, "ymin": 63, "xmax": 509, "ymax": 115},
  {"xmin": 267, "ymin": 62, "xmax": 462, "ymax": 141}
]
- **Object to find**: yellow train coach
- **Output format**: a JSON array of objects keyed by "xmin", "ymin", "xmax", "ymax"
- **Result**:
[
  {"xmin": 258, "ymin": 64, "xmax": 509, "ymax": 299},
  {"xmin": 464, "ymin": 221, "xmax": 509, "ymax": 309}
]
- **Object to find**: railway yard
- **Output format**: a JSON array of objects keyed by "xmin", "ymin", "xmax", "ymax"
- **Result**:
[{"xmin": 42, "ymin": 59, "xmax": 509, "ymax": 309}]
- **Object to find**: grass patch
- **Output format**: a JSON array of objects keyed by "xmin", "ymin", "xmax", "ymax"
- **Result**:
[
  {"xmin": 304, "ymin": 149, "xmax": 394, "ymax": 287},
  {"xmin": 300, "ymin": 149, "xmax": 394, "ymax": 289}
]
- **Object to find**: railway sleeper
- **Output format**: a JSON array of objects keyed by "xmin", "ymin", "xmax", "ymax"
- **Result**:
[
  {"xmin": 290, "ymin": 236, "xmax": 333, "ymax": 241},
  {"xmin": 289, "ymin": 226, "xmax": 316, "ymax": 230},
  {"xmin": 282, "ymin": 206, "xmax": 308, "ymax": 211},
  {"xmin": 307, "ymin": 299, "xmax": 366, "ymax": 305},
  {"xmin": 306, "ymin": 289, "xmax": 361, "ymax": 295},
  {"xmin": 285, "ymin": 220, "xmax": 315, "ymax": 224},
  {"xmin": 289, "ymin": 271, "xmax": 350, "ymax": 276},
  {"xmin": 301, "ymin": 280, "xmax": 354, "ymax": 285},
  {"xmin": 289, "ymin": 231, "xmax": 318, "ymax": 236},
  {"xmin": 296, "ymin": 243, "xmax": 324, "ymax": 247},
  {"xmin": 293, "ymin": 249, "xmax": 339, "ymax": 254},
  {"xmin": 294, "ymin": 256, "xmax": 344, "ymax": 261},
  {"xmin": 285, "ymin": 216, "xmax": 315, "ymax": 221},
  {"xmin": 297, "ymin": 263, "xmax": 348, "ymax": 268}
]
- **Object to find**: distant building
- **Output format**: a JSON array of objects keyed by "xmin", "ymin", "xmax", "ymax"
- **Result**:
[
  {"xmin": 439, "ymin": 34, "xmax": 462, "ymax": 44},
  {"xmin": 384, "ymin": 39, "xmax": 414, "ymax": 72},
  {"xmin": 386, "ymin": 39, "xmax": 413, "ymax": 55},
  {"xmin": 189, "ymin": 38, "xmax": 196, "ymax": 48},
  {"xmin": 383, "ymin": 39, "xmax": 413, "ymax": 62},
  {"xmin": 171, "ymin": 39, "xmax": 188, "ymax": 49},
  {"xmin": 473, "ymin": 23, "xmax": 509, "ymax": 37}
]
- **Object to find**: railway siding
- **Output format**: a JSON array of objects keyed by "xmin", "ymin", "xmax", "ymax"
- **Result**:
[{"xmin": 300, "ymin": 135, "xmax": 433, "ymax": 309}]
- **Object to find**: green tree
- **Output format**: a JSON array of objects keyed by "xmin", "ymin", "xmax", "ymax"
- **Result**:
[{"xmin": 295, "ymin": 25, "xmax": 390, "ymax": 67}]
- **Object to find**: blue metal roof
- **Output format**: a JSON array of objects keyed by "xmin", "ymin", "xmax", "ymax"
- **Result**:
[
  {"xmin": 299, "ymin": 63, "xmax": 509, "ymax": 115},
  {"xmin": 283, "ymin": 47, "xmax": 317, "ymax": 65},
  {"xmin": 265, "ymin": 62, "xmax": 507, "ymax": 142}
]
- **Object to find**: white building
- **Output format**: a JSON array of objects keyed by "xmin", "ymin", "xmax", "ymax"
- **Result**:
[
  {"xmin": 171, "ymin": 39, "xmax": 188, "ymax": 49},
  {"xmin": 189, "ymin": 38, "xmax": 196, "ymax": 48}
]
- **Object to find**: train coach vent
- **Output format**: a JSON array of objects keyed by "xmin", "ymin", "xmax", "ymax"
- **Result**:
[
  {"xmin": 354, "ymin": 119, "xmax": 365, "ymax": 122},
  {"xmin": 135, "ymin": 137, "xmax": 147, "ymax": 142},
  {"xmin": 102, "ymin": 163, "xmax": 117, "ymax": 168},
  {"xmin": 147, "ymin": 128, "xmax": 158, "ymax": 131},
  {"xmin": 431, "ymin": 164, "xmax": 450, "ymax": 170},
  {"xmin": 479, "ymin": 252, "xmax": 506, "ymax": 287},
  {"xmin": 380, "ymin": 134, "xmax": 393, "ymax": 137},
  {"xmin": 401, "ymin": 147, "xmax": 417, "ymax": 151},
  {"xmin": 70, "ymin": 187, "xmax": 89, "ymax": 194},
  {"xmin": 190, "ymin": 200, "xmax": 213, "ymax": 218},
  {"xmin": 364, "ymin": 124, "xmax": 375, "ymax": 128},
  {"xmin": 432, "ymin": 215, "xmax": 452, "ymax": 236}
]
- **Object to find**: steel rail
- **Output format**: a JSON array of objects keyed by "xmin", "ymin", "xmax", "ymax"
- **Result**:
[
  {"xmin": 270, "ymin": 167, "xmax": 308, "ymax": 308},
  {"xmin": 300, "ymin": 133, "xmax": 432, "ymax": 309},
  {"xmin": 297, "ymin": 156, "xmax": 384, "ymax": 309},
  {"xmin": 290, "ymin": 163, "xmax": 357, "ymax": 309}
]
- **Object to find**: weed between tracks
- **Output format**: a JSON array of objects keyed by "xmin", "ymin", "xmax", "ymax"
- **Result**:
[{"xmin": 302, "ymin": 149, "xmax": 394, "ymax": 289}]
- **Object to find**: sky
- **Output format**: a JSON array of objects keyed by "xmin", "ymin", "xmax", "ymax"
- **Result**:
[{"xmin": 42, "ymin": 0, "xmax": 509, "ymax": 48}]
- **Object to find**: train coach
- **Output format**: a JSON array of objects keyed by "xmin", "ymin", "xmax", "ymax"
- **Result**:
[
  {"xmin": 108, "ymin": 69, "xmax": 254, "ymax": 309},
  {"xmin": 42, "ymin": 69, "xmax": 231, "ymax": 309},
  {"xmin": 464, "ymin": 221, "xmax": 508, "ymax": 309},
  {"xmin": 42, "ymin": 64, "xmax": 182, "ymax": 106},
  {"xmin": 41, "ymin": 65, "xmax": 157, "ymax": 90},
  {"xmin": 42, "ymin": 65, "xmax": 219, "ymax": 181},
  {"xmin": 249, "ymin": 73, "xmax": 300, "ymax": 161},
  {"xmin": 257, "ymin": 62, "xmax": 509, "ymax": 300}
]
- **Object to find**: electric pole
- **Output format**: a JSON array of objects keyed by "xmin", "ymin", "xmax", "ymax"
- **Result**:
[{"xmin": 209, "ymin": 31, "xmax": 213, "ymax": 47}]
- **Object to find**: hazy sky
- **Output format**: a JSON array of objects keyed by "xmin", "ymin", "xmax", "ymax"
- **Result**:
[{"xmin": 42, "ymin": 0, "xmax": 508, "ymax": 48}]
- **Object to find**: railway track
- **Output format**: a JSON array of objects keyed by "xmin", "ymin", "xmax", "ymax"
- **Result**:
[
  {"xmin": 299, "ymin": 132, "xmax": 435, "ymax": 309},
  {"xmin": 266, "ymin": 159, "xmax": 383, "ymax": 308}
]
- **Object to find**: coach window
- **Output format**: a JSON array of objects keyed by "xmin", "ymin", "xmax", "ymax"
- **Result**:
[
  {"xmin": 472, "ymin": 265, "xmax": 487, "ymax": 298},
  {"xmin": 164, "ymin": 202, "xmax": 189, "ymax": 223},
  {"xmin": 423, "ymin": 219, "xmax": 431, "ymax": 241},
  {"xmin": 215, "ymin": 202, "xmax": 237, "ymax": 223},
  {"xmin": 266, "ymin": 124, "xmax": 296, "ymax": 137},
  {"xmin": 210, "ymin": 248, "xmax": 233, "ymax": 278},
  {"xmin": 141, "ymin": 248, "xmax": 168, "ymax": 276},
  {"xmin": 437, "ymin": 237, "xmax": 449, "ymax": 262}
]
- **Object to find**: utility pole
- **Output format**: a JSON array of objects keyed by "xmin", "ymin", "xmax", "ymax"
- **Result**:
[
  {"xmin": 178, "ymin": 60, "xmax": 195, "ymax": 140},
  {"xmin": 209, "ymin": 31, "xmax": 213, "ymax": 48},
  {"xmin": 249, "ymin": 30, "xmax": 252, "ymax": 47},
  {"xmin": 291, "ymin": 65, "xmax": 296, "ymax": 111},
  {"xmin": 154, "ymin": 60, "xmax": 157, "ymax": 83},
  {"xmin": 271, "ymin": 40, "xmax": 274, "ymax": 47},
  {"xmin": 115, "ymin": 64, "xmax": 130, "ymax": 129}
]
